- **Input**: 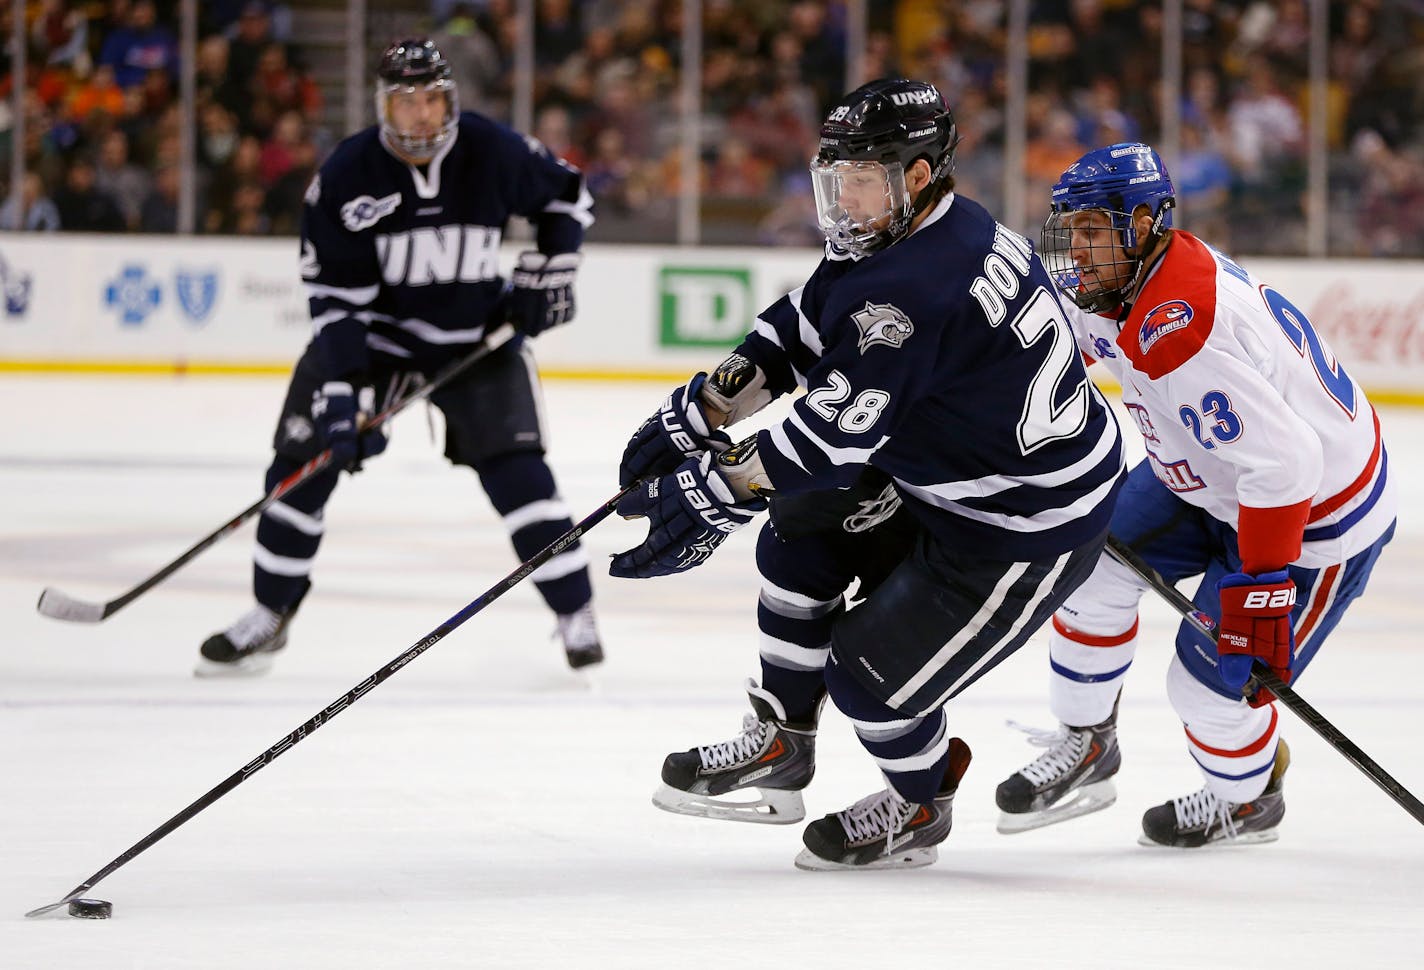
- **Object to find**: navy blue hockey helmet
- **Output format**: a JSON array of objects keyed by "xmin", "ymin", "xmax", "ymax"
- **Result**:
[
  {"xmin": 375, "ymin": 38, "xmax": 459, "ymax": 160},
  {"xmin": 1040, "ymin": 142, "xmax": 1176, "ymax": 312},
  {"xmin": 810, "ymin": 78, "xmax": 960, "ymax": 256}
]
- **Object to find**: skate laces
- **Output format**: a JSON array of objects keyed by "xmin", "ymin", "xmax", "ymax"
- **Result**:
[
  {"xmin": 226, "ymin": 605, "xmax": 281, "ymax": 649},
  {"xmin": 698, "ymin": 713, "xmax": 769, "ymax": 769},
  {"xmin": 1010, "ymin": 721, "xmax": 1087, "ymax": 787},
  {"xmin": 1173, "ymin": 787, "xmax": 1241, "ymax": 839},
  {"xmin": 556, "ymin": 605, "xmax": 599, "ymax": 652},
  {"xmin": 839, "ymin": 787, "xmax": 917, "ymax": 852}
]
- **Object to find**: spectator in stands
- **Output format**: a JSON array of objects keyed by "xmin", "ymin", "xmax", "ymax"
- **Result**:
[
  {"xmin": 93, "ymin": 128, "xmax": 151, "ymax": 230},
  {"xmin": 67, "ymin": 63, "xmax": 126, "ymax": 124},
  {"xmin": 54, "ymin": 156, "xmax": 127, "ymax": 231},
  {"xmin": 139, "ymin": 162, "xmax": 180, "ymax": 233},
  {"xmin": 98, "ymin": 0, "xmax": 178, "ymax": 90},
  {"xmin": 0, "ymin": 171, "xmax": 62, "ymax": 231}
]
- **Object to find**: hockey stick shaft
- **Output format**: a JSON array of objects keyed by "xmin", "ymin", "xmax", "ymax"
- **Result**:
[
  {"xmin": 24, "ymin": 481, "xmax": 636, "ymax": 918},
  {"xmin": 36, "ymin": 326, "xmax": 516, "ymax": 624},
  {"xmin": 1104, "ymin": 534, "xmax": 1424, "ymax": 826}
]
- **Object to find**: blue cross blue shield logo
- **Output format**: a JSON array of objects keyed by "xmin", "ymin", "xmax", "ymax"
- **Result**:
[
  {"xmin": 175, "ymin": 268, "xmax": 219, "ymax": 323},
  {"xmin": 104, "ymin": 265, "xmax": 161, "ymax": 325}
]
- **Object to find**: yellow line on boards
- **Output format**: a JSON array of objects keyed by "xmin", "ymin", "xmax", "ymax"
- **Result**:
[{"xmin": 4, "ymin": 360, "xmax": 1424, "ymax": 405}]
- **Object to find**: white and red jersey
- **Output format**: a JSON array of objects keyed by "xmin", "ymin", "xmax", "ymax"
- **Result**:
[{"xmin": 1063, "ymin": 230, "xmax": 1394, "ymax": 571}]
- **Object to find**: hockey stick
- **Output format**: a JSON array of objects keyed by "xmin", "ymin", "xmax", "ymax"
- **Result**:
[
  {"xmin": 1104, "ymin": 534, "xmax": 1424, "ymax": 826},
  {"xmin": 24, "ymin": 481, "xmax": 636, "ymax": 918},
  {"xmin": 36, "ymin": 326, "xmax": 516, "ymax": 624}
]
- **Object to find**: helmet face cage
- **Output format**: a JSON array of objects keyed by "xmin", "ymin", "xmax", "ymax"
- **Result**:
[
  {"xmin": 1041, "ymin": 206, "xmax": 1143, "ymax": 313},
  {"xmin": 375, "ymin": 39, "xmax": 459, "ymax": 160},
  {"xmin": 1040, "ymin": 142, "xmax": 1176, "ymax": 313},
  {"xmin": 810, "ymin": 159, "xmax": 911, "ymax": 256},
  {"xmin": 811, "ymin": 78, "xmax": 959, "ymax": 256}
]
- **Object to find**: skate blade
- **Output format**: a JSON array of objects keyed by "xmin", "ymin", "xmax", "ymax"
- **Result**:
[
  {"xmin": 996, "ymin": 779, "xmax": 1117, "ymax": 834},
  {"xmin": 1137, "ymin": 827, "xmax": 1280, "ymax": 849},
  {"xmin": 793, "ymin": 845, "xmax": 939, "ymax": 872},
  {"xmin": 651, "ymin": 783, "xmax": 805, "ymax": 825},
  {"xmin": 193, "ymin": 654, "xmax": 276, "ymax": 679}
]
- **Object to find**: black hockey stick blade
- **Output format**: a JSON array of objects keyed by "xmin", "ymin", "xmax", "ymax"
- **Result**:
[
  {"xmin": 24, "ymin": 481, "xmax": 636, "ymax": 918},
  {"xmin": 34, "ymin": 326, "xmax": 515, "ymax": 625},
  {"xmin": 1104, "ymin": 534, "xmax": 1424, "ymax": 826}
]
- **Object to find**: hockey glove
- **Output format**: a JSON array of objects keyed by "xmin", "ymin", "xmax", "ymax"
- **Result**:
[
  {"xmin": 609, "ymin": 452, "xmax": 767, "ymax": 579},
  {"xmin": 505, "ymin": 250, "xmax": 581, "ymax": 337},
  {"xmin": 619, "ymin": 372, "xmax": 733, "ymax": 487},
  {"xmin": 1216, "ymin": 570, "xmax": 1297, "ymax": 700},
  {"xmin": 312, "ymin": 381, "xmax": 388, "ymax": 473}
]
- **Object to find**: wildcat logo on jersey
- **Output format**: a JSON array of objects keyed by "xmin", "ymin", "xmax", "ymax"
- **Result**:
[
  {"xmin": 851, "ymin": 301, "xmax": 913, "ymax": 353},
  {"xmin": 340, "ymin": 192, "xmax": 402, "ymax": 232},
  {"xmin": 1139, "ymin": 300, "xmax": 1194, "ymax": 353}
]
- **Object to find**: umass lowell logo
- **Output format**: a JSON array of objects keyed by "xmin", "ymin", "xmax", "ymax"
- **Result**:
[
  {"xmin": 375, "ymin": 225, "xmax": 504, "ymax": 286},
  {"xmin": 1139, "ymin": 300, "xmax": 1193, "ymax": 353}
]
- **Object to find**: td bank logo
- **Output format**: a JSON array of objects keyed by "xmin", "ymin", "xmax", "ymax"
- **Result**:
[{"xmin": 659, "ymin": 267, "xmax": 751, "ymax": 348}]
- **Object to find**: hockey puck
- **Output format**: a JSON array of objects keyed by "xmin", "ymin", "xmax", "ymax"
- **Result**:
[{"xmin": 67, "ymin": 898, "xmax": 112, "ymax": 920}]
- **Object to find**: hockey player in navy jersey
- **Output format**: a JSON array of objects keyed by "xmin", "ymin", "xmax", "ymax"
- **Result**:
[
  {"xmin": 610, "ymin": 79, "xmax": 1125, "ymax": 870},
  {"xmin": 994, "ymin": 143, "xmax": 1396, "ymax": 846},
  {"xmin": 197, "ymin": 38, "xmax": 604, "ymax": 676}
]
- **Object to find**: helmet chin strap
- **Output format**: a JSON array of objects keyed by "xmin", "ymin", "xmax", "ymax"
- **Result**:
[{"xmin": 1116, "ymin": 200, "xmax": 1176, "ymax": 310}]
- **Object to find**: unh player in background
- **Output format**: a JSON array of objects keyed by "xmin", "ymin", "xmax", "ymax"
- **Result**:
[
  {"xmin": 995, "ymin": 143, "xmax": 1396, "ymax": 847},
  {"xmin": 197, "ymin": 39, "xmax": 603, "ymax": 676}
]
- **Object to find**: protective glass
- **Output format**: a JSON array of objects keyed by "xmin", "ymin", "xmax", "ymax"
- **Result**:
[
  {"xmin": 376, "ymin": 78, "xmax": 459, "ymax": 159},
  {"xmin": 1040, "ymin": 207, "xmax": 1138, "ymax": 313},
  {"xmin": 810, "ymin": 159, "xmax": 910, "ymax": 255}
]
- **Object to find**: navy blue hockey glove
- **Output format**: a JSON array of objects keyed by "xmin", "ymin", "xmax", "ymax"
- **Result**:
[
  {"xmin": 505, "ymin": 250, "xmax": 581, "ymax": 337},
  {"xmin": 618, "ymin": 372, "xmax": 733, "ymax": 487},
  {"xmin": 610, "ymin": 453, "xmax": 767, "ymax": 579},
  {"xmin": 313, "ymin": 381, "xmax": 388, "ymax": 473}
]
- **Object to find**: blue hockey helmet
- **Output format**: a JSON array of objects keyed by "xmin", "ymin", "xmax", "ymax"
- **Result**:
[
  {"xmin": 376, "ymin": 38, "xmax": 459, "ymax": 160},
  {"xmin": 1040, "ymin": 142, "xmax": 1176, "ymax": 312},
  {"xmin": 810, "ymin": 78, "xmax": 959, "ymax": 256}
]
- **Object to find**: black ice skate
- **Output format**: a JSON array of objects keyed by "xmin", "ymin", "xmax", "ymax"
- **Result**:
[
  {"xmin": 995, "ymin": 700, "xmax": 1121, "ymax": 834},
  {"xmin": 795, "ymin": 737, "xmax": 972, "ymax": 871},
  {"xmin": 556, "ymin": 603, "xmax": 604, "ymax": 669},
  {"xmin": 652, "ymin": 679, "xmax": 823, "ymax": 824},
  {"xmin": 1140, "ymin": 739, "xmax": 1290, "ymax": 848},
  {"xmin": 195, "ymin": 585, "xmax": 307, "ymax": 678}
]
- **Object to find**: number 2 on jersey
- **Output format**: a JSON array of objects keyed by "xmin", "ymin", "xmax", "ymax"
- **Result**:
[{"xmin": 1261, "ymin": 285, "xmax": 1356, "ymax": 417}]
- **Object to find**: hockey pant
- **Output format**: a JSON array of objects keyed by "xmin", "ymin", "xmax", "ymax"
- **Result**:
[
  {"xmin": 755, "ymin": 481, "xmax": 1104, "ymax": 805},
  {"xmin": 253, "ymin": 341, "xmax": 591, "ymax": 618},
  {"xmin": 1049, "ymin": 460, "xmax": 1395, "ymax": 803}
]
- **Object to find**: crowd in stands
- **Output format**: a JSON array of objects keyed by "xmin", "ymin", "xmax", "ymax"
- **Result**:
[{"xmin": 1, "ymin": 0, "xmax": 1421, "ymax": 256}]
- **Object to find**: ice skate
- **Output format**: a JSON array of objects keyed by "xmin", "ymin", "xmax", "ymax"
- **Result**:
[
  {"xmin": 195, "ymin": 587, "xmax": 306, "ymax": 678},
  {"xmin": 995, "ymin": 700, "xmax": 1121, "ymax": 834},
  {"xmin": 1139, "ymin": 739, "xmax": 1289, "ymax": 848},
  {"xmin": 652, "ymin": 680, "xmax": 823, "ymax": 824},
  {"xmin": 794, "ymin": 737, "xmax": 972, "ymax": 871},
  {"xmin": 556, "ymin": 603, "xmax": 604, "ymax": 669}
]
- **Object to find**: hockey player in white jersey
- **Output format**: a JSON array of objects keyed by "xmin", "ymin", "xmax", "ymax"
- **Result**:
[{"xmin": 995, "ymin": 143, "xmax": 1397, "ymax": 847}]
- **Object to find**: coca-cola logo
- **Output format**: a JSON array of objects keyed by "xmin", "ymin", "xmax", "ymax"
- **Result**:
[{"xmin": 1307, "ymin": 280, "xmax": 1424, "ymax": 364}]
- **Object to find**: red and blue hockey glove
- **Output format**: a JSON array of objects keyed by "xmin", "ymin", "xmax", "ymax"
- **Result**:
[
  {"xmin": 312, "ymin": 381, "xmax": 388, "ymax": 473},
  {"xmin": 618, "ymin": 372, "xmax": 733, "ymax": 487},
  {"xmin": 610, "ymin": 452, "xmax": 766, "ymax": 579},
  {"xmin": 504, "ymin": 250, "xmax": 581, "ymax": 337},
  {"xmin": 1216, "ymin": 570, "xmax": 1297, "ymax": 700}
]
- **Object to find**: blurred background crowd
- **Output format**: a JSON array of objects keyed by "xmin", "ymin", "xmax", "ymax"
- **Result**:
[{"xmin": 2, "ymin": 0, "xmax": 1422, "ymax": 255}]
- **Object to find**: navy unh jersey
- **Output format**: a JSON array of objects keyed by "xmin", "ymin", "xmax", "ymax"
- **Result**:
[
  {"xmin": 744, "ymin": 193, "xmax": 1124, "ymax": 560},
  {"xmin": 299, "ymin": 112, "xmax": 594, "ymax": 379}
]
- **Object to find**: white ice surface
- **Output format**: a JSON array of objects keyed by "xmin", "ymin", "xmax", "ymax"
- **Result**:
[{"xmin": 2, "ymin": 375, "xmax": 1421, "ymax": 969}]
